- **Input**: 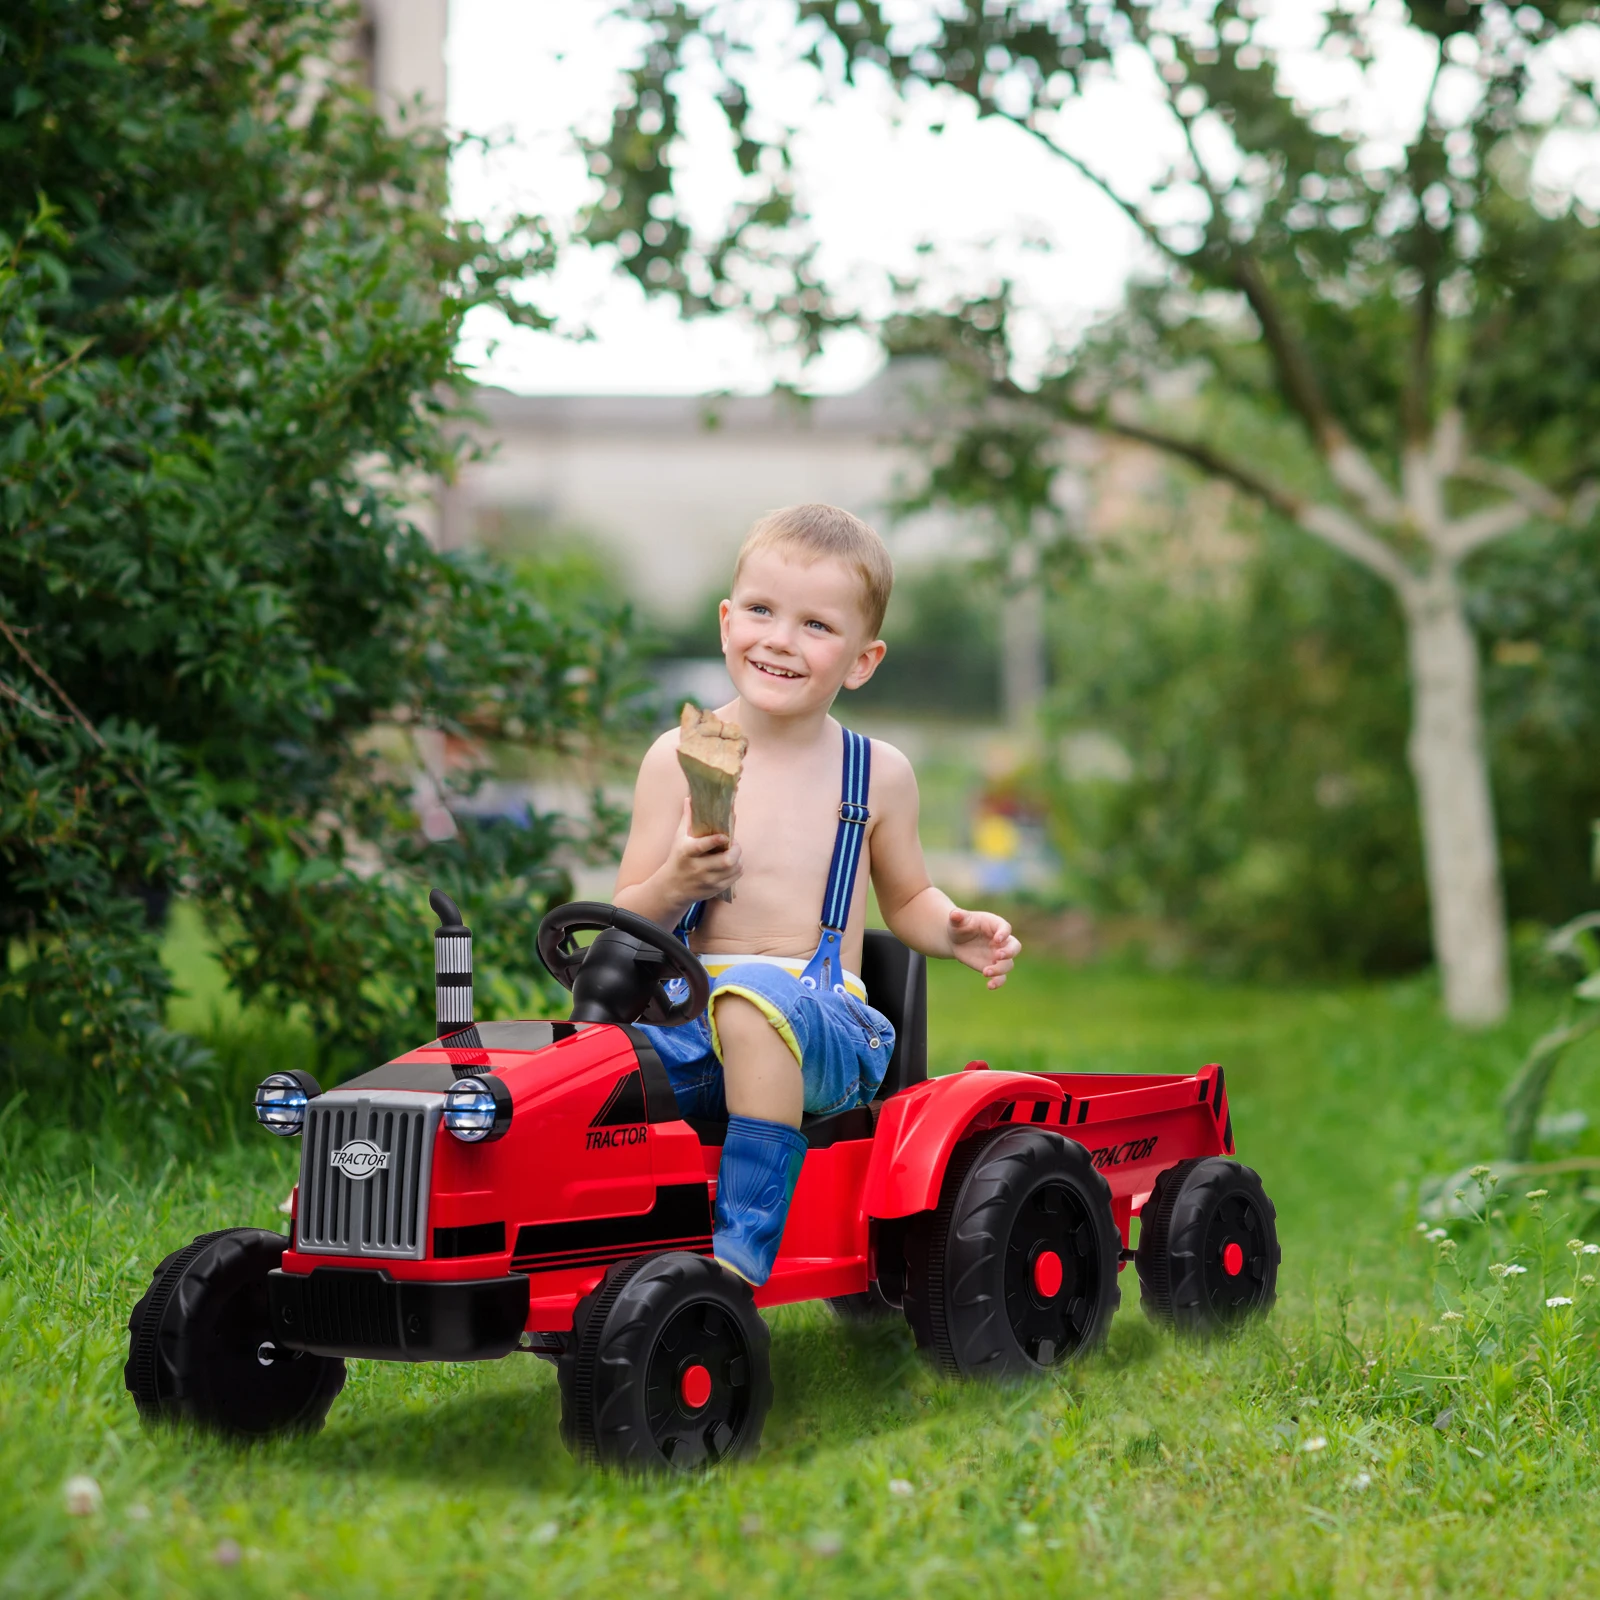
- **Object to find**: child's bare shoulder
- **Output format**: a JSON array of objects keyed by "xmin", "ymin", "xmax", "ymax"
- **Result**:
[
  {"xmin": 864, "ymin": 734, "xmax": 917, "ymax": 816},
  {"xmin": 634, "ymin": 726, "xmax": 689, "ymax": 793}
]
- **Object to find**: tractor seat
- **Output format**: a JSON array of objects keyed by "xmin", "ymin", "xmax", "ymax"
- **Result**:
[{"xmin": 682, "ymin": 929, "xmax": 929, "ymax": 1149}]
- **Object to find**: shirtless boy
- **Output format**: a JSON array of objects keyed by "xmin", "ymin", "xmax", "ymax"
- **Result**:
[{"xmin": 614, "ymin": 503, "xmax": 1022, "ymax": 1287}]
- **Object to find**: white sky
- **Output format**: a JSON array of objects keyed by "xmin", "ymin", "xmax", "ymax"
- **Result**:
[{"xmin": 444, "ymin": 1, "xmax": 1600, "ymax": 398}]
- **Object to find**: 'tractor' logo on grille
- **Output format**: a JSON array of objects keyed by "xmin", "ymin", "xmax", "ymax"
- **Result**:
[{"xmin": 330, "ymin": 1138, "xmax": 390, "ymax": 1181}]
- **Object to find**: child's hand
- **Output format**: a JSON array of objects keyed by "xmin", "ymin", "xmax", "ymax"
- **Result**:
[
  {"xmin": 948, "ymin": 907, "xmax": 1021, "ymax": 990},
  {"xmin": 664, "ymin": 798, "xmax": 743, "ymax": 904}
]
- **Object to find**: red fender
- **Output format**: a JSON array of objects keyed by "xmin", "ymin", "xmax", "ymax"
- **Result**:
[{"xmin": 863, "ymin": 1071, "xmax": 1066, "ymax": 1220}]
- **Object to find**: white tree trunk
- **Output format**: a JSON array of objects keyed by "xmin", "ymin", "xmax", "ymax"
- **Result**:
[{"xmin": 1401, "ymin": 568, "xmax": 1510, "ymax": 1025}]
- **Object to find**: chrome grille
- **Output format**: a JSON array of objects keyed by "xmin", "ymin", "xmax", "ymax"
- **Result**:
[{"xmin": 296, "ymin": 1092, "xmax": 443, "ymax": 1260}]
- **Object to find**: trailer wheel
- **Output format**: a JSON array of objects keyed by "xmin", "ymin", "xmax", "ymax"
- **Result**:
[
  {"xmin": 125, "ymin": 1228, "xmax": 345, "ymax": 1436},
  {"xmin": 1135, "ymin": 1158, "xmax": 1279, "ymax": 1336},
  {"xmin": 559, "ymin": 1252, "xmax": 772, "ymax": 1472},
  {"xmin": 904, "ymin": 1127, "xmax": 1121, "ymax": 1379}
]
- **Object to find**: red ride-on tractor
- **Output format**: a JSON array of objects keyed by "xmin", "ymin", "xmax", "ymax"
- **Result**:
[{"xmin": 126, "ymin": 895, "xmax": 1279, "ymax": 1470}]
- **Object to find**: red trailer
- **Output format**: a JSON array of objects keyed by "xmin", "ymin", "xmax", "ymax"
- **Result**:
[{"xmin": 127, "ymin": 899, "xmax": 1278, "ymax": 1471}]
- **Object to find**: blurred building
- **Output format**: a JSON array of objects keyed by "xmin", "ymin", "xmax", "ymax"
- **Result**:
[
  {"xmin": 355, "ymin": 0, "xmax": 447, "ymax": 124},
  {"xmin": 442, "ymin": 364, "xmax": 977, "ymax": 624}
]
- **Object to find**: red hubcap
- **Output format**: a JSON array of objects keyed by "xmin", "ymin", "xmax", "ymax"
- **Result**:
[
  {"xmin": 1032, "ymin": 1249, "xmax": 1064, "ymax": 1299},
  {"xmin": 679, "ymin": 1363, "xmax": 712, "ymax": 1411},
  {"xmin": 1221, "ymin": 1241, "xmax": 1245, "ymax": 1278}
]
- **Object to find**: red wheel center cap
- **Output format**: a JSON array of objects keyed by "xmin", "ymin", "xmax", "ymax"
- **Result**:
[
  {"xmin": 680, "ymin": 1363, "xmax": 712, "ymax": 1411},
  {"xmin": 1032, "ymin": 1249, "xmax": 1064, "ymax": 1299},
  {"xmin": 1221, "ymin": 1241, "xmax": 1245, "ymax": 1278}
]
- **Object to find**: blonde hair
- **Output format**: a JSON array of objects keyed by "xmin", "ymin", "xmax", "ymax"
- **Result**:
[{"xmin": 733, "ymin": 503, "xmax": 894, "ymax": 637}]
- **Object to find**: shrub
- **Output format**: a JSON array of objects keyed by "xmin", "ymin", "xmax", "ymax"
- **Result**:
[{"xmin": 0, "ymin": 2, "xmax": 635, "ymax": 1107}]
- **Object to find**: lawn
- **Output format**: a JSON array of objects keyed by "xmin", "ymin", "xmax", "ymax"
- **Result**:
[{"xmin": 4, "ymin": 941, "xmax": 1600, "ymax": 1599}]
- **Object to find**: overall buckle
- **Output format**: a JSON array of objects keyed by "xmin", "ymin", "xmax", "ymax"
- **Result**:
[{"xmin": 837, "ymin": 801, "xmax": 871, "ymax": 824}]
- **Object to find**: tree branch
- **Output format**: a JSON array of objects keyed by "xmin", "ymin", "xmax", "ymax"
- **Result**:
[
  {"xmin": 1402, "ymin": 50, "xmax": 1447, "ymax": 452},
  {"xmin": 1441, "ymin": 501, "xmax": 1530, "ymax": 559},
  {"xmin": 1008, "ymin": 112, "xmax": 1194, "ymax": 274},
  {"xmin": 1043, "ymin": 396, "xmax": 1417, "ymax": 592},
  {"xmin": 1022, "ymin": 86, "xmax": 1403, "ymax": 533},
  {"xmin": 0, "ymin": 615, "xmax": 106, "ymax": 749},
  {"xmin": 1458, "ymin": 457, "xmax": 1563, "ymax": 520}
]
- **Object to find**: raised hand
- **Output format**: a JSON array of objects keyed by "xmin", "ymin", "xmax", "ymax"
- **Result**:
[{"xmin": 948, "ymin": 906, "xmax": 1022, "ymax": 990}]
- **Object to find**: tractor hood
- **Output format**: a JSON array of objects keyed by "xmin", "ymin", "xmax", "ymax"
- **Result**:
[{"xmin": 338, "ymin": 1020, "xmax": 596, "ymax": 1093}]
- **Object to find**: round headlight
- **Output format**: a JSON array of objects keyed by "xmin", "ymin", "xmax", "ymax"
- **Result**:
[
  {"xmin": 254, "ymin": 1072, "xmax": 315, "ymax": 1136},
  {"xmin": 444, "ymin": 1075, "xmax": 511, "ymax": 1143}
]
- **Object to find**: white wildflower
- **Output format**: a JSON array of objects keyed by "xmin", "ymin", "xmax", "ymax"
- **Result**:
[
  {"xmin": 63, "ymin": 1477, "xmax": 102, "ymax": 1517},
  {"xmin": 1301, "ymin": 1436, "xmax": 1328, "ymax": 1453},
  {"xmin": 1505, "ymin": 1264, "xmax": 1529, "ymax": 1275},
  {"xmin": 1350, "ymin": 1472, "xmax": 1372, "ymax": 1490},
  {"xmin": 1470, "ymin": 1165, "xmax": 1493, "ymax": 1179},
  {"xmin": 1567, "ymin": 1239, "xmax": 1586, "ymax": 1253},
  {"xmin": 1427, "ymin": 1227, "xmax": 1448, "ymax": 1242},
  {"xmin": 1415, "ymin": 1222, "xmax": 1431, "ymax": 1234},
  {"xmin": 888, "ymin": 1479, "xmax": 914, "ymax": 1498},
  {"xmin": 1546, "ymin": 1296, "xmax": 1573, "ymax": 1308},
  {"xmin": 1441, "ymin": 1310, "xmax": 1465, "ymax": 1323},
  {"xmin": 1584, "ymin": 1244, "xmax": 1600, "ymax": 1256},
  {"xmin": 1525, "ymin": 1189, "xmax": 1549, "ymax": 1200}
]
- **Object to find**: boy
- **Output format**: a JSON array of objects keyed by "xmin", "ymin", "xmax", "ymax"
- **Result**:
[{"xmin": 614, "ymin": 503, "xmax": 1021, "ymax": 1286}]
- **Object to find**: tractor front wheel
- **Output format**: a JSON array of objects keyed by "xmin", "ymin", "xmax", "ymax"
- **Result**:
[
  {"xmin": 558, "ymin": 1252, "xmax": 772, "ymax": 1472},
  {"xmin": 125, "ymin": 1228, "xmax": 345, "ymax": 1436},
  {"xmin": 1135, "ymin": 1158, "xmax": 1280, "ymax": 1336},
  {"xmin": 904, "ymin": 1127, "xmax": 1121, "ymax": 1379}
]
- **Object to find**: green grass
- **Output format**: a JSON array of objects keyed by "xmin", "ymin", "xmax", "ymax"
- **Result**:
[{"xmin": 4, "ymin": 951, "xmax": 1600, "ymax": 1599}]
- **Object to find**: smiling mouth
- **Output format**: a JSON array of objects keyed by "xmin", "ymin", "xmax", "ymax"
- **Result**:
[{"xmin": 750, "ymin": 661, "xmax": 804, "ymax": 680}]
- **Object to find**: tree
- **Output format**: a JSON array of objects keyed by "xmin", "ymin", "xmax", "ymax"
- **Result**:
[
  {"xmin": 0, "ymin": 1, "xmax": 633, "ymax": 1102},
  {"xmin": 584, "ymin": 0, "xmax": 1600, "ymax": 1024}
]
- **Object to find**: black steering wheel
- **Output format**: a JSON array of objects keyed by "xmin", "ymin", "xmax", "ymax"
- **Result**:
[{"xmin": 536, "ymin": 901, "xmax": 710, "ymax": 1028}]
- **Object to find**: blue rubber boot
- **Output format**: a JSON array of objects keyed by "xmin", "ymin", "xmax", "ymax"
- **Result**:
[{"xmin": 712, "ymin": 1115, "xmax": 808, "ymax": 1287}]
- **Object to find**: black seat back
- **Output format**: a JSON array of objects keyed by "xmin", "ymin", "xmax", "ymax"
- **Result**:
[{"xmin": 861, "ymin": 929, "xmax": 928, "ymax": 1100}]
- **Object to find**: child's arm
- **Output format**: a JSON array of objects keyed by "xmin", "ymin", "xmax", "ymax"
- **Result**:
[
  {"xmin": 614, "ymin": 728, "xmax": 744, "ymax": 929},
  {"xmin": 869, "ymin": 743, "xmax": 1021, "ymax": 991}
]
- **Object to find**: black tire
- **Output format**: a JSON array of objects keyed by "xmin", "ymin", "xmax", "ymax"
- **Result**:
[
  {"xmin": 1135, "ymin": 1157, "xmax": 1280, "ymax": 1336},
  {"xmin": 903, "ymin": 1127, "xmax": 1121, "ymax": 1379},
  {"xmin": 827, "ymin": 1283, "xmax": 902, "ymax": 1323},
  {"xmin": 558, "ymin": 1252, "xmax": 772, "ymax": 1472},
  {"xmin": 125, "ymin": 1228, "xmax": 345, "ymax": 1437}
]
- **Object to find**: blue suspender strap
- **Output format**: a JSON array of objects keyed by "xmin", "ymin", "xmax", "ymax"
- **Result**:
[
  {"xmin": 801, "ymin": 728, "xmax": 872, "ymax": 994},
  {"xmin": 675, "ymin": 899, "xmax": 706, "ymax": 944}
]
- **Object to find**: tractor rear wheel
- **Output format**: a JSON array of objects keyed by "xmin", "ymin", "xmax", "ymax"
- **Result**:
[
  {"xmin": 558, "ymin": 1252, "xmax": 772, "ymax": 1472},
  {"xmin": 903, "ymin": 1127, "xmax": 1121, "ymax": 1379},
  {"xmin": 125, "ymin": 1228, "xmax": 345, "ymax": 1436},
  {"xmin": 1135, "ymin": 1158, "xmax": 1279, "ymax": 1336}
]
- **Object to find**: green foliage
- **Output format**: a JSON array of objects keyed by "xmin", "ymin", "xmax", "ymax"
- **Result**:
[
  {"xmin": 1047, "ymin": 515, "xmax": 1600, "ymax": 978},
  {"xmin": 0, "ymin": 1, "xmax": 634, "ymax": 1105},
  {"xmin": 1049, "ymin": 521, "xmax": 1428, "ymax": 978}
]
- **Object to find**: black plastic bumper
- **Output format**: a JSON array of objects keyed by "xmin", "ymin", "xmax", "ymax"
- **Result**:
[{"xmin": 268, "ymin": 1267, "xmax": 529, "ymax": 1362}]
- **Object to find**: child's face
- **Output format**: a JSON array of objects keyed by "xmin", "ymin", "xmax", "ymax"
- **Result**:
[{"xmin": 719, "ymin": 548, "xmax": 885, "ymax": 717}]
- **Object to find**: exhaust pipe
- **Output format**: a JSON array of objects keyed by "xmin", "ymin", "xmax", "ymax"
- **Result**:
[{"xmin": 429, "ymin": 889, "xmax": 478, "ymax": 1044}]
